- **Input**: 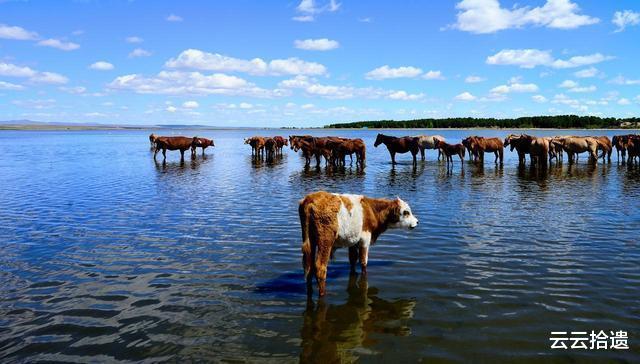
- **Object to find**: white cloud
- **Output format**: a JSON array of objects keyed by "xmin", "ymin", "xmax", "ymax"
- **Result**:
[
  {"xmin": 455, "ymin": 92, "xmax": 476, "ymax": 101},
  {"xmin": 166, "ymin": 105, "xmax": 177, "ymax": 112},
  {"xmin": 490, "ymin": 82, "xmax": 539, "ymax": 94},
  {"xmin": 12, "ymin": 99, "xmax": 56, "ymax": 109},
  {"xmin": 465, "ymin": 75, "xmax": 486, "ymax": 83},
  {"xmin": 423, "ymin": 70, "xmax": 445, "ymax": 80},
  {"xmin": 365, "ymin": 65, "xmax": 423, "ymax": 80},
  {"xmin": 609, "ymin": 75, "xmax": 640, "ymax": 85},
  {"xmin": 532, "ymin": 95, "xmax": 547, "ymax": 103},
  {"xmin": 574, "ymin": 67, "xmax": 598, "ymax": 78},
  {"xmin": 1, "ymin": 63, "xmax": 69, "ymax": 85},
  {"xmin": 613, "ymin": 10, "xmax": 640, "ymax": 32},
  {"xmin": 0, "ymin": 23, "xmax": 38, "ymax": 40},
  {"xmin": 0, "ymin": 80, "xmax": 24, "ymax": 90},
  {"xmin": 358, "ymin": 17, "xmax": 373, "ymax": 23},
  {"xmin": 294, "ymin": 38, "xmax": 339, "ymax": 51},
  {"xmin": 182, "ymin": 100, "xmax": 199, "ymax": 109},
  {"xmin": 37, "ymin": 38, "xmax": 80, "ymax": 51},
  {"xmin": 618, "ymin": 98, "xmax": 631, "ymax": 105},
  {"xmin": 451, "ymin": 0, "xmax": 598, "ymax": 34},
  {"xmin": 108, "ymin": 70, "xmax": 287, "ymax": 98},
  {"xmin": 568, "ymin": 85, "xmax": 596, "ymax": 93},
  {"xmin": 487, "ymin": 49, "xmax": 613, "ymax": 69},
  {"xmin": 89, "ymin": 61, "xmax": 114, "ymax": 71},
  {"xmin": 552, "ymin": 93, "xmax": 579, "ymax": 106},
  {"xmin": 559, "ymin": 80, "xmax": 578, "ymax": 88},
  {"xmin": 293, "ymin": 0, "xmax": 340, "ymax": 22},
  {"xmin": 387, "ymin": 90, "xmax": 425, "ymax": 100},
  {"xmin": 165, "ymin": 49, "xmax": 327, "ymax": 76},
  {"xmin": 239, "ymin": 102, "xmax": 254, "ymax": 109},
  {"xmin": 167, "ymin": 14, "xmax": 183, "ymax": 22},
  {"xmin": 129, "ymin": 48, "xmax": 152, "ymax": 58},
  {"xmin": 292, "ymin": 15, "xmax": 315, "ymax": 22},
  {"xmin": 59, "ymin": 86, "xmax": 86, "ymax": 94},
  {"xmin": 125, "ymin": 36, "xmax": 144, "ymax": 43}
]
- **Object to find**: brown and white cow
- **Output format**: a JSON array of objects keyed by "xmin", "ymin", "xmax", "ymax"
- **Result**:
[{"xmin": 299, "ymin": 191, "xmax": 418, "ymax": 297}]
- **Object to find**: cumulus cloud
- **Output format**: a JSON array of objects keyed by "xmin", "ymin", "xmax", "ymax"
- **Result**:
[
  {"xmin": 37, "ymin": 38, "xmax": 80, "ymax": 51},
  {"xmin": 490, "ymin": 82, "xmax": 539, "ymax": 94},
  {"xmin": 126, "ymin": 36, "xmax": 144, "ymax": 43},
  {"xmin": 59, "ymin": 86, "xmax": 87, "ymax": 94},
  {"xmin": 129, "ymin": 48, "xmax": 152, "ymax": 58},
  {"xmin": 558, "ymin": 80, "xmax": 578, "ymax": 88},
  {"xmin": 108, "ymin": 70, "xmax": 288, "ymax": 98},
  {"xmin": 559, "ymin": 79, "xmax": 596, "ymax": 92},
  {"xmin": 294, "ymin": 38, "xmax": 339, "ymax": 51},
  {"xmin": 0, "ymin": 80, "xmax": 25, "ymax": 90},
  {"xmin": 618, "ymin": 98, "xmax": 631, "ymax": 105},
  {"xmin": 166, "ymin": 105, "xmax": 177, "ymax": 112},
  {"xmin": 293, "ymin": 0, "xmax": 340, "ymax": 22},
  {"xmin": 165, "ymin": 49, "xmax": 327, "ymax": 76},
  {"xmin": 423, "ymin": 70, "xmax": 445, "ymax": 80},
  {"xmin": 365, "ymin": 65, "xmax": 423, "ymax": 80},
  {"xmin": 465, "ymin": 75, "xmax": 486, "ymax": 83},
  {"xmin": 182, "ymin": 100, "xmax": 199, "ymax": 109},
  {"xmin": 574, "ymin": 67, "xmax": 598, "ymax": 78},
  {"xmin": 455, "ymin": 92, "xmax": 476, "ymax": 101},
  {"xmin": 387, "ymin": 90, "xmax": 425, "ymax": 100},
  {"xmin": 0, "ymin": 62, "xmax": 68, "ymax": 84},
  {"xmin": 167, "ymin": 14, "xmax": 183, "ymax": 22},
  {"xmin": 487, "ymin": 49, "xmax": 613, "ymax": 69},
  {"xmin": 613, "ymin": 10, "xmax": 640, "ymax": 32},
  {"xmin": 450, "ymin": 0, "xmax": 599, "ymax": 34},
  {"xmin": 89, "ymin": 61, "xmax": 114, "ymax": 71},
  {"xmin": 609, "ymin": 75, "xmax": 640, "ymax": 85},
  {"xmin": 0, "ymin": 23, "xmax": 38, "ymax": 40},
  {"xmin": 532, "ymin": 95, "xmax": 547, "ymax": 103}
]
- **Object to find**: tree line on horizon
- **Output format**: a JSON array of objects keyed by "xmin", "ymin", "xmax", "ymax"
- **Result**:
[{"xmin": 324, "ymin": 115, "xmax": 640, "ymax": 129}]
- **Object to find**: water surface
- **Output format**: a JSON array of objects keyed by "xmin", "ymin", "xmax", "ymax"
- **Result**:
[{"xmin": 0, "ymin": 129, "xmax": 639, "ymax": 362}]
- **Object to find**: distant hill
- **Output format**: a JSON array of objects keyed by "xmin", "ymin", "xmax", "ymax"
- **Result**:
[{"xmin": 325, "ymin": 115, "xmax": 640, "ymax": 129}]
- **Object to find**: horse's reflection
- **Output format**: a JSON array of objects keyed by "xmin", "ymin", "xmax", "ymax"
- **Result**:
[{"xmin": 300, "ymin": 274, "xmax": 416, "ymax": 363}]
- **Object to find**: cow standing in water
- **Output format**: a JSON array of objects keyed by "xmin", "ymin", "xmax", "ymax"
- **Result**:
[
  {"xmin": 154, "ymin": 136, "xmax": 197, "ymax": 162},
  {"xmin": 191, "ymin": 137, "xmax": 214, "ymax": 156},
  {"xmin": 299, "ymin": 191, "xmax": 418, "ymax": 297}
]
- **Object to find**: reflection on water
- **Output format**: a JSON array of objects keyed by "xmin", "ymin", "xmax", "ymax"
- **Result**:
[
  {"xmin": 0, "ymin": 129, "xmax": 639, "ymax": 362},
  {"xmin": 300, "ymin": 274, "xmax": 416, "ymax": 363}
]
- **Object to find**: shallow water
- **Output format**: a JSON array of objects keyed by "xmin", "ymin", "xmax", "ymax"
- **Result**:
[{"xmin": 0, "ymin": 129, "xmax": 639, "ymax": 363}]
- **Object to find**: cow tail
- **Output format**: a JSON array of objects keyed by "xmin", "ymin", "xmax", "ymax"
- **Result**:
[{"xmin": 299, "ymin": 200, "xmax": 314, "ymax": 281}]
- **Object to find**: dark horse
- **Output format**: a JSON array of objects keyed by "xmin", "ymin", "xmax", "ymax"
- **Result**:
[{"xmin": 373, "ymin": 134, "xmax": 420, "ymax": 166}]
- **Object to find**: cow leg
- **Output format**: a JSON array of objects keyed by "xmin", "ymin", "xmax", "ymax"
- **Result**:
[
  {"xmin": 348, "ymin": 246, "xmax": 359, "ymax": 274},
  {"xmin": 359, "ymin": 246, "xmax": 369, "ymax": 275},
  {"xmin": 315, "ymin": 244, "xmax": 331, "ymax": 297}
]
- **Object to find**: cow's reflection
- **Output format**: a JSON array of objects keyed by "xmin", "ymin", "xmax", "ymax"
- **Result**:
[{"xmin": 300, "ymin": 274, "xmax": 416, "ymax": 363}]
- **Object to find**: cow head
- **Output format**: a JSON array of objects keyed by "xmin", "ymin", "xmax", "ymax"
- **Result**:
[{"xmin": 390, "ymin": 198, "xmax": 418, "ymax": 230}]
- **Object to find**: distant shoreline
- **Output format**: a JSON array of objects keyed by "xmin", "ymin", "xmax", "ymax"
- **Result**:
[{"xmin": 1, "ymin": 125, "xmax": 639, "ymax": 132}]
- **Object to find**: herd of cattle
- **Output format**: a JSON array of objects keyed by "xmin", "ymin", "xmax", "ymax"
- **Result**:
[{"xmin": 147, "ymin": 132, "xmax": 640, "ymax": 167}]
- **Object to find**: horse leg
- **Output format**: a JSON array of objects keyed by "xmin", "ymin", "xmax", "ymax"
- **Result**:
[
  {"xmin": 420, "ymin": 147, "xmax": 425, "ymax": 161},
  {"xmin": 162, "ymin": 148, "xmax": 167, "ymax": 161},
  {"xmin": 390, "ymin": 151, "xmax": 396, "ymax": 165}
]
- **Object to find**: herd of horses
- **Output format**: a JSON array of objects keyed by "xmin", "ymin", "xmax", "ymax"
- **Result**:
[{"xmin": 147, "ymin": 132, "xmax": 640, "ymax": 167}]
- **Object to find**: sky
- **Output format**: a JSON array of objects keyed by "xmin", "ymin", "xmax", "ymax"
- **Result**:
[{"xmin": 1, "ymin": 0, "xmax": 639, "ymax": 127}]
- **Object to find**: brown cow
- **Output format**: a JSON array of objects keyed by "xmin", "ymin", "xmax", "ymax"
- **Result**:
[
  {"xmin": 468, "ymin": 136, "xmax": 504, "ymax": 164},
  {"xmin": 245, "ymin": 136, "xmax": 266, "ymax": 158},
  {"xmin": 273, "ymin": 136, "xmax": 288, "ymax": 155},
  {"xmin": 299, "ymin": 191, "xmax": 418, "ymax": 297},
  {"xmin": 374, "ymin": 134, "xmax": 420, "ymax": 166},
  {"xmin": 434, "ymin": 140, "xmax": 465, "ymax": 165},
  {"xmin": 154, "ymin": 136, "xmax": 197, "ymax": 161},
  {"xmin": 191, "ymin": 137, "xmax": 214, "ymax": 156}
]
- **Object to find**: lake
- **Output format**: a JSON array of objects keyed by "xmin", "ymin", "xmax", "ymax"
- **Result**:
[{"xmin": 0, "ymin": 129, "xmax": 639, "ymax": 363}]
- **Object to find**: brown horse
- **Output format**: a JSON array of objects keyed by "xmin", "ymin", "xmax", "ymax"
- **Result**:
[
  {"xmin": 149, "ymin": 133, "xmax": 157, "ymax": 148},
  {"xmin": 273, "ymin": 136, "xmax": 288, "ymax": 155},
  {"xmin": 435, "ymin": 140, "xmax": 465, "ymax": 165},
  {"xmin": 468, "ymin": 136, "xmax": 504, "ymax": 164},
  {"xmin": 504, "ymin": 134, "xmax": 534, "ymax": 164},
  {"xmin": 245, "ymin": 136, "xmax": 266, "ymax": 158},
  {"xmin": 373, "ymin": 134, "xmax": 420, "ymax": 165}
]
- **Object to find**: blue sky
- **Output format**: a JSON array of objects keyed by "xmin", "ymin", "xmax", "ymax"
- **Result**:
[{"xmin": 1, "ymin": 0, "xmax": 639, "ymax": 127}]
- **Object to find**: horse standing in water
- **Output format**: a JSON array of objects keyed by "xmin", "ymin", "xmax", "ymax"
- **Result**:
[{"xmin": 373, "ymin": 134, "xmax": 420, "ymax": 166}]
